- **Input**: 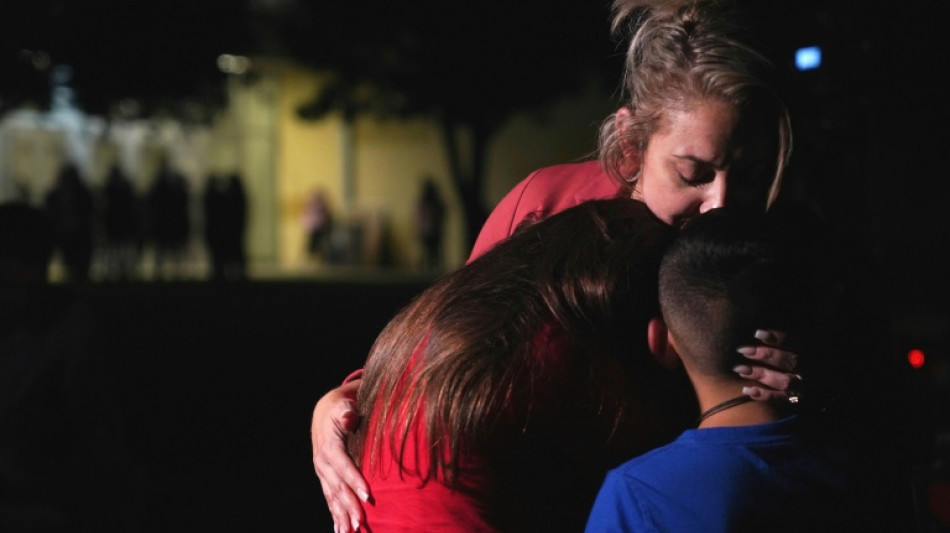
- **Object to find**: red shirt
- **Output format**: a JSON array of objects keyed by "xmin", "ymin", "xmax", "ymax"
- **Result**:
[
  {"xmin": 359, "ymin": 336, "xmax": 498, "ymax": 532},
  {"xmin": 468, "ymin": 161, "xmax": 625, "ymax": 262},
  {"xmin": 359, "ymin": 327, "xmax": 671, "ymax": 532}
]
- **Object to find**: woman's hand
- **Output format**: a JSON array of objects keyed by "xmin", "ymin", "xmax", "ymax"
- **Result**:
[
  {"xmin": 311, "ymin": 378, "xmax": 369, "ymax": 533},
  {"xmin": 734, "ymin": 329, "xmax": 803, "ymax": 403}
]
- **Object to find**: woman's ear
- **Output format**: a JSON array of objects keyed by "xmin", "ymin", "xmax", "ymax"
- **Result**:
[{"xmin": 647, "ymin": 317, "xmax": 681, "ymax": 370}]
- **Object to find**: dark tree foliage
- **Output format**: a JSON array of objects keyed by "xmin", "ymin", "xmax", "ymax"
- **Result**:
[
  {"xmin": 0, "ymin": 0, "xmax": 253, "ymax": 116},
  {"xmin": 284, "ymin": 0, "xmax": 620, "ymax": 248}
]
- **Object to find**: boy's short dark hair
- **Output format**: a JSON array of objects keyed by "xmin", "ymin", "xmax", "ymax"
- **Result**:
[{"xmin": 658, "ymin": 207, "xmax": 833, "ymax": 376}]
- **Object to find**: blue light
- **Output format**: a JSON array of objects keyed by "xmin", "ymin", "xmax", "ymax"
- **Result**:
[{"xmin": 795, "ymin": 46, "xmax": 822, "ymax": 71}]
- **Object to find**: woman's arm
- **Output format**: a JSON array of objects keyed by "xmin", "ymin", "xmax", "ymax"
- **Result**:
[{"xmin": 311, "ymin": 377, "xmax": 368, "ymax": 533}]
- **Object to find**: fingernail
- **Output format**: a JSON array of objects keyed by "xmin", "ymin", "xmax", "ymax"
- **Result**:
[
  {"xmin": 357, "ymin": 488, "xmax": 369, "ymax": 502},
  {"xmin": 334, "ymin": 524, "xmax": 340, "ymax": 533},
  {"xmin": 741, "ymin": 386, "xmax": 759, "ymax": 398},
  {"xmin": 351, "ymin": 517, "xmax": 361, "ymax": 532},
  {"xmin": 736, "ymin": 346, "xmax": 756, "ymax": 356},
  {"xmin": 733, "ymin": 365, "xmax": 752, "ymax": 376},
  {"xmin": 754, "ymin": 329, "xmax": 772, "ymax": 342}
]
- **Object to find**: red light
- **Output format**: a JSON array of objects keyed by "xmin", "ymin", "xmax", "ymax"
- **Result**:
[{"xmin": 908, "ymin": 349, "xmax": 926, "ymax": 369}]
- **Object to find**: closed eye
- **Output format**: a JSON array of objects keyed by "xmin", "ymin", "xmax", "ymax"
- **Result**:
[{"xmin": 678, "ymin": 168, "xmax": 715, "ymax": 186}]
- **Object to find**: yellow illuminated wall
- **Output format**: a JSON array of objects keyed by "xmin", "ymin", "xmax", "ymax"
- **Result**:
[
  {"xmin": 230, "ymin": 60, "xmax": 613, "ymax": 274},
  {"xmin": 271, "ymin": 63, "xmax": 466, "ymax": 272},
  {"xmin": 272, "ymin": 68, "xmax": 347, "ymax": 269}
]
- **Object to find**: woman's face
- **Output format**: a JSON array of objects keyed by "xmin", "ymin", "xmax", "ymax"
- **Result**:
[{"xmin": 632, "ymin": 100, "xmax": 778, "ymax": 228}]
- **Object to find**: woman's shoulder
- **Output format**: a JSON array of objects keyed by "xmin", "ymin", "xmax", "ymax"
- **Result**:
[
  {"xmin": 503, "ymin": 160, "xmax": 622, "ymax": 218},
  {"xmin": 518, "ymin": 160, "xmax": 611, "ymax": 195},
  {"xmin": 469, "ymin": 161, "xmax": 622, "ymax": 262}
]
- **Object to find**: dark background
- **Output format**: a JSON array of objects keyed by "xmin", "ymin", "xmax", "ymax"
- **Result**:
[
  {"xmin": 1, "ymin": 0, "xmax": 947, "ymax": 313},
  {"xmin": 1, "ymin": 1, "xmax": 948, "ymax": 531},
  {"xmin": 87, "ymin": 281, "xmax": 431, "ymax": 532}
]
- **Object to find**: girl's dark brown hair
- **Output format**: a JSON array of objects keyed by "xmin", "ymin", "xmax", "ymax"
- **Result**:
[{"xmin": 352, "ymin": 198, "xmax": 677, "ymax": 484}]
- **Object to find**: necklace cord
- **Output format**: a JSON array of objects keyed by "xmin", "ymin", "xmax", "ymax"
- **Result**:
[{"xmin": 695, "ymin": 395, "xmax": 753, "ymax": 426}]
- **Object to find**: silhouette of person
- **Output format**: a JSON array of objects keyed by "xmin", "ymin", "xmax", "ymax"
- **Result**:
[
  {"xmin": 303, "ymin": 189, "xmax": 333, "ymax": 264},
  {"xmin": 415, "ymin": 178, "xmax": 446, "ymax": 273},
  {"xmin": 0, "ymin": 202, "xmax": 52, "ymax": 287},
  {"xmin": 44, "ymin": 163, "xmax": 94, "ymax": 283},
  {"xmin": 145, "ymin": 156, "xmax": 190, "ymax": 280},
  {"xmin": 0, "ymin": 201, "xmax": 148, "ymax": 532},
  {"xmin": 100, "ymin": 164, "xmax": 141, "ymax": 281},
  {"xmin": 203, "ymin": 172, "xmax": 248, "ymax": 282}
]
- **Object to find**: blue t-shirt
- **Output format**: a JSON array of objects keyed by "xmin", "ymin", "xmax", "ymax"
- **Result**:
[{"xmin": 584, "ymin": 416, "xmax": 854, "ymax": 533}]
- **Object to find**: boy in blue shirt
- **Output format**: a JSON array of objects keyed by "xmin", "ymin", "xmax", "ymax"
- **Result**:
[{"xmin": 585, "ymin": 208, "xmax": 859, "ymax": 533}]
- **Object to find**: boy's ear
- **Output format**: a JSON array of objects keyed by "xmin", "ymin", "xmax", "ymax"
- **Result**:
[{"xmin": 647, "ymin": 317, "xmax": 682, "ymax": 370}]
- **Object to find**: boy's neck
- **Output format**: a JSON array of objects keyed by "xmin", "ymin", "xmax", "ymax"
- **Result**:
[{"xmin": 694, "ymin": 382, "xmax": 786, "ymax": 429}]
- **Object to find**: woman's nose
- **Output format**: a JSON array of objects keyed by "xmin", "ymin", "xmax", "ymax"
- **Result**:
[{"xmin": 699, "ymin": 174, "xmax": 727, "ymax": 213}]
